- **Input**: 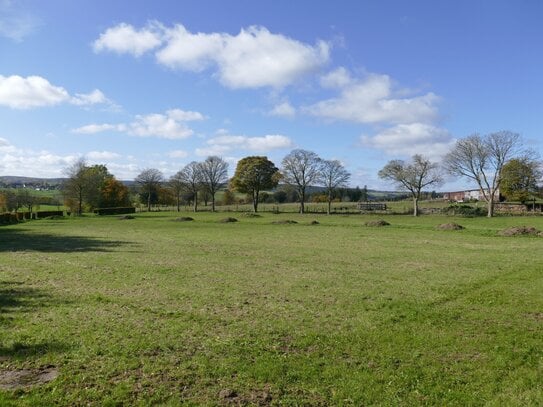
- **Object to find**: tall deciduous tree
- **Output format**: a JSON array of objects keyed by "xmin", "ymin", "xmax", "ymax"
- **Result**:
[
  {"xmin": 63, "ymin": 158, "xmax": 89, "ymax": 215},
  {"xmin": 379, "ymin": 154, "xmax": 442, "ymax": 216},
  {"xmin": 101, "ymin": 178, "xmax": 130, "ymax": 208},
  {"xmin": 135, "ymin": 168, "xmax": 164, "ymax": 212},
  {"xmin": 168, "ymin": 172, "xmax": 185, "ymax": 212},
  {"xmin": 281, "ymin": 149, "xmax": 321, "ymax": 214},
  {"xmin": 444, "ymin": 131, "xmax": 523, "ymax": 217},
  {"xmin": 199, "ymin": 156, "xmax": 228, "ymax": 212},
  {"xmin": 319, "ymin": 159, "xmax": 350, "ymax": 215},
  {"xmin": 500, "ymin": 157, "xmax": 542, "ymax": 203},
  {"xmin": 177, "ymin": 161, "xmax": 203, "ymax": 212},
  {"xmin": 230, "ymin": 156, "xmax": 280, "ymax": 212}
]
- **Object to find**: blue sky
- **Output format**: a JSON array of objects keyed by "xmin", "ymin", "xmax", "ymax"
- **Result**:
[{"xmin": 0, "ymin": 0, "xmax": 541, "ymax": 190}]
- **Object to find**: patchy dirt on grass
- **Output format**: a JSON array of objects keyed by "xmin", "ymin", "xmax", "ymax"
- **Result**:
[
  {"xmin": 219, "ymin": 217, "xmax": 238, "ymax": 223},
  {"xmin": 498, "ymin": 226, "xmax": 542, "ymax": 237},
  {"xmin": 219, "ymin": 385, "xmax": 273, "ymax": 406},
  {"xmin": 173, "ymin": 217, "xmax": 194, "ymax": 222},
  {"xmin": 309, "ymin": 220, "xmax": 320, "ymax": 225},
  {"xmin": 436, "ymin": 223, "xmax": 465, "ymax": 231},
  {"xmin": 271, "ymin": 220, "xmax": 298, "ymax": 225},
  {"xmin": 0, "ymin": 366, "xmax": 58, "ymax": 390},
  {"xmin": 364, "ymin": 219, "xmax": 390, "ymax": 227}
]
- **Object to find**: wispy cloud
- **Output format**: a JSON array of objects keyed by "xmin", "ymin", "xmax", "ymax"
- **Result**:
[{"xmin": 73, "ymin": 108, "xmax": 206, "ymax": 140}]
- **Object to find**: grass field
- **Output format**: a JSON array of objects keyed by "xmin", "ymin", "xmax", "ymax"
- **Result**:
[{"xmin": 1, "ymin": 212, "xmax": 542, "ymax": 405}]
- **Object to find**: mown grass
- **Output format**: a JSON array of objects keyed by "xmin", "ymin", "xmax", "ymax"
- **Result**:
[{"xmin": 1, "ymin": 212, "xmax": 542, "ymax": 405}]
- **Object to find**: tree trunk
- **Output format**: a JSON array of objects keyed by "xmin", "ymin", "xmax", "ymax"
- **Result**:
[
  {"xmin": 413, "ymin": 196, "xmax": 419, "ymax": 217},
  {"xmin": 193, "ymin": 193, "xmax": 198, "ymax": 212},
  {"xmin": 487, "ymin": 197, "xmax": 494, "ymax": 217},
  {"xmin": 177, "ymin": 196, "xmax": 180, "ymax": 212},
  {"xmin": 211, "ymin": 194, "xmax": 215, "ymax": 212},
  {"xmin": 327, "ymin": 192, "xmax": 332, "ymax": 215},
  {"xmin": 300, "ymin": 190, "xmax": 305, "ymax": 214},
  {"xmin": 253, "ymin": 191, "xmax": 258, "ymax": 213},
  {"xmin": 147, "ymin": 189, "xmax": 151, "ymax": 212}
]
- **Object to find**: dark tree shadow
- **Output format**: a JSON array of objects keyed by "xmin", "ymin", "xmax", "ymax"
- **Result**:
[
  {"xmin": 0, "ymin": 228, "xmax": 131, "ymax": 252},
  {"xmin": 0, "ymin": 281, "xmax": 72, "ymax": 361}
]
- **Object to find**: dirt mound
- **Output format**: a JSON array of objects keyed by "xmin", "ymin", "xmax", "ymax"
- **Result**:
[
  {"xmin": 272, "ymin": 220, "xmax": 298, "ymax": 225},
  {"xmin": 436, "ymin": 223, "xmax": 464, "ymax": 231},
  {"xmin": 0, "ymin": 366, "xmax": 58, "ymax": 390},
  {"xmin": 118, "ymin": 215, "xmax": 135, "ymax": 220},
  {"xmin": 309, "ymin": 220, "xmax": 320, "ymax": 225},
  {"xmin": 364, "ymin": 219, "xmax": 390, "ymax": 227},
  {"xmin": 243, "ymin": 213, "xmax": 261, "ymax": 218},
  {"xmin": 219, "ymin": 217, "xmax": 238, "ymax": 223},
  {"xmin": 173, "ymin": 217, "xmax": 194, "ymax": 222},
  {"xmin": 499, "ymin": 226, "xmax": 542, "ymax": 237}
]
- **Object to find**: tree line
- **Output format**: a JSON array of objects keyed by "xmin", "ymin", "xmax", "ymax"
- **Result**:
[
  {"xmin": 378, "ymin": 131, "xmax": 542, "ymax": 217},
  {"xmin": 132, "ymin": 151, "xmax": 351, "ymax": 215}
]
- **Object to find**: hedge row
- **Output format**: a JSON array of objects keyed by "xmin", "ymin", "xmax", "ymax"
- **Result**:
[{"xmin": 94, "ymin": 207, "xmax": 136, "ymax": 215}]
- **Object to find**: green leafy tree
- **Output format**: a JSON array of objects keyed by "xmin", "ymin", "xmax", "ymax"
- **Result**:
[
  {"xmin": 379, "ymin": 154, "xmax": 442, "ymax": 216},
  {"xmin": 230, "ymin": 156, "xmax": 280, "ymax": 212},
  {"xmin": 500, "ymin": 158, "xmax": 542, "ymax": 203}
]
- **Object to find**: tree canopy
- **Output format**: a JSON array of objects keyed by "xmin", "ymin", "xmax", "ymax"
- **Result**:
[
  {"xmin": 230, "ymin": 156, "xmax": 280, "ymax": 212},
  {"xmin": 379, "ymin": 154, "xmax": 442, "ymax": 216}
]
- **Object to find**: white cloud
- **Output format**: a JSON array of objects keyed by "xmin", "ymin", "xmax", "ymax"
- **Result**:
[
  {"xmin": 0, "ymin": 75, "xmax": 113, "ymax": 110},
  {"xmin": 0, "ymin": 75, "xmax": 69, "ymax": 109},
  {"xmin": 268, "ymin": 101, "xmax": 296, "ymax": 118},
  {"xmin": 71, "ymin": 89, "xmax": 109, "ymax": 106},
  {"xmin": 93, "ymin": 22, "xmax": 164, "ymax": 57},
  {"xmin": 320, "ymin": 67, "xmax": 352, "ymax": 89},
  {"xmin": 72, "ymin": 108, "xmax": 205, "ymax": 140},
  {"xmin": 168, "ymin": 150, "xmax": 189, "ymax": 158},
  {"xmin": 360, "ymin": 123, "xmax": 455, "ymax": 158},
  {"xmin": 96, "ymin": 22, "xmax": 330, "ymax": 89},
  {"xmin": 86, "ymin": 151, "xmax": 121, "ymax": 160},
  {"xmin": 72, "ymin": 123, "xmax": 120, "ymax": 135},
  {"xmin": 196, "ymin": 133, "xmax": 293, "ymax": 156},
  {"xmin": 305, "ymin": 72, "xmax": 439, "ymax": 125}
]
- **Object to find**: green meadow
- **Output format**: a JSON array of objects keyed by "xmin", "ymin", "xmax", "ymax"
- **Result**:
[{"xmin": 1, "ymin": 212, "xmax": 542, "ymax": 405}]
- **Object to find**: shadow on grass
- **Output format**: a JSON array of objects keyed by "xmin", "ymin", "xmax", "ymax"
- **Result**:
[
  {"xmin": 0, "ymin": 281, "xmax": 72, "ymax": 361},
  {"xmin": 0, "ymin": 228, "xmax": 130, "ymax": 252}
]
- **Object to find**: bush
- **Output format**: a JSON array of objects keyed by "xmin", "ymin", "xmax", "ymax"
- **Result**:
[
  {"xmin": 36, "ymin": 210, "xmax": 64, "ymax": 218},
  {"xmin": 94, "ymin": 207, "xmax": 136, "ymax": 216},
  {"xmin": 444, "ymin": 204, "xmax": 486, "ymax": 217}
]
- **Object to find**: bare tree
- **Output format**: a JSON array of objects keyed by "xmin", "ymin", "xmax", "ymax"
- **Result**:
[
  {"xmin": 199, "ymin": 156, "xmax": 228, "ymax": 212},
  {"xmin": 177, "ymin": 161, "xmax": 203, "ymax": 212},
  {"xmin": 281, "ymin": 149, "xmax": 321, "ymax": 214},
  {"xmin": 444, "ymin": 131, "xmax": 523, "ymax": 217},
  {"xmin": 63, "ymin": 158, "xmax": 88, "ymax": 215},
  {"xmin": 168, "ymin": 172, "xmax": 185, "ymax": 212},
  {"xmin": 319, "ymin": 160, "xmax": 351, "ymax": 215},
  {"xmin": 379, "ymin": 154, "xmax": 442, "ymax": 216},
  {"xmin": 135, "ymin": 168, "xmax": 164, "ymax": 212}
]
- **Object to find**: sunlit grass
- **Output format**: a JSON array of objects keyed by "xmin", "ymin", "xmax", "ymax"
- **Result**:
[{"xmin": 1, "ymin": 212, "xmax": 542, "ymax": 405}]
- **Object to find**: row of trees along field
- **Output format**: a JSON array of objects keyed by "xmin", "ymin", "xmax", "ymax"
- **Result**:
[
  {"xmin": 378, "ymin": 131, "xmax": 542, "ymax": 217},
  {"xmin": 133, "ymin": 151, "xmax": 351, "ymax": 215},
  {"xmin": 34, "ymin": 130, "xmax": 541, "ymax": 218}
]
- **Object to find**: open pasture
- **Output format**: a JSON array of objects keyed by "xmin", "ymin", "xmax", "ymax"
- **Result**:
[{"xmin": 1, "ymin": 212, "xmax": 542, "ymax": 405}]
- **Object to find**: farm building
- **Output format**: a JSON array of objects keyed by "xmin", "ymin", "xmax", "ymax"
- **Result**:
[{"xmin": 443, "ymin": 188, "xmax": 502, "ymax": 202}]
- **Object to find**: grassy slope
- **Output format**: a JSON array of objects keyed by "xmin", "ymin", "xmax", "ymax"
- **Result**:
[{"xmin": 1, "ymin": 213, "xmax": 542, "ymax": 405}]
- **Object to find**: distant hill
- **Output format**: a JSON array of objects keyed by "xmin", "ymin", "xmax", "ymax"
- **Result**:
[{"xmin": 0, "ymin": 176, "xmax": 135, "ymax": 187}]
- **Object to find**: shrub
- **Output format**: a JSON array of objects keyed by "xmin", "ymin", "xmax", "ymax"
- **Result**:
[
  {"xmin": 444, "ymin": 204, "xmax": 486, "ymax": 217},
  {"xmin": 94, "ymin": 207, "xmax": 136, "ymax": 216}
]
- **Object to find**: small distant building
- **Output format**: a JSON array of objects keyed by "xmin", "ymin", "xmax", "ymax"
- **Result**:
[{"xmin": 443, "ymin": 188, "xmax": 502, "ymax": 202}]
